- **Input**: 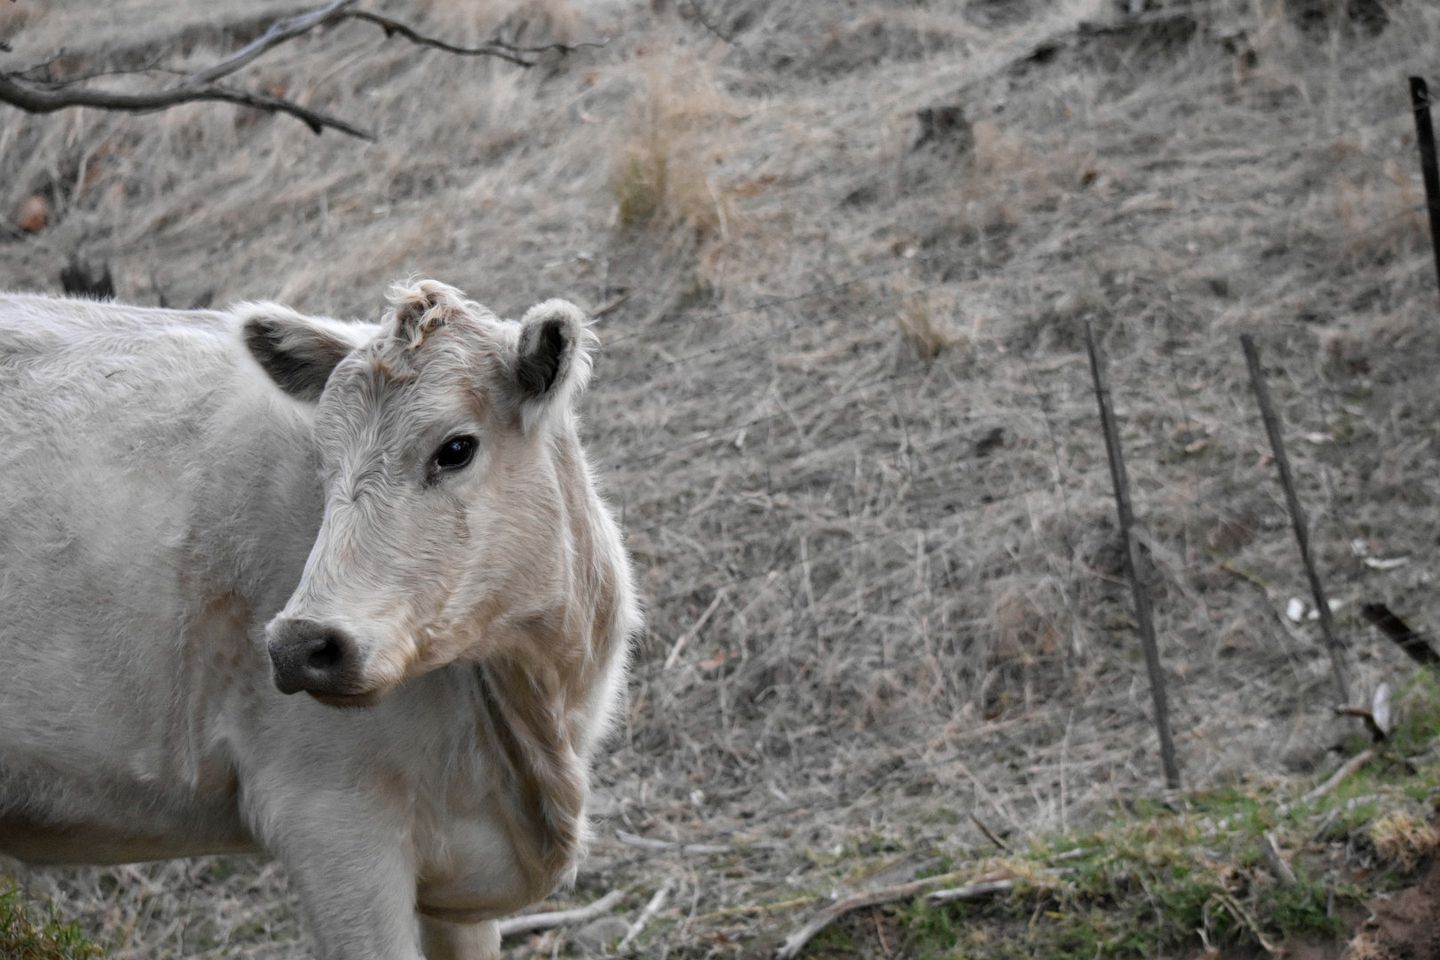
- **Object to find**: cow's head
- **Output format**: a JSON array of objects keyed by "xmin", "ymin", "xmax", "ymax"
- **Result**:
[{"xmin": 242, "ymin": 280, "xmax": 598, "ymax": 707}]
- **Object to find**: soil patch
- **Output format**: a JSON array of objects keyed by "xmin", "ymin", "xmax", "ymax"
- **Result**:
[{"xmin": 1354, "ymin": 859, "xmax": 1440, "ymax": 960}]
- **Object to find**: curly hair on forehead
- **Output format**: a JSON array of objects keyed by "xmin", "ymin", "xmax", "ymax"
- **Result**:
[
  {"xmin": 382, "ymin": 278, "xmax": 501, "ymax": 351},
  {"xmin": 359, "ymin": 279, "xmax": 512, "ymax": 383}
]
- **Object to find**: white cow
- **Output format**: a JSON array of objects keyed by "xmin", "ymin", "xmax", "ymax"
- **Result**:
[{"xmin": 0, "ymin": 279, "xmax": 638, "ymax": 960}]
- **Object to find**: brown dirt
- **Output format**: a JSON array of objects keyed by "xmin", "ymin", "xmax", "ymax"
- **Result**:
[{"xmin": 1354, "ymin": 860, "xmax": 1440, "ymax": 960}]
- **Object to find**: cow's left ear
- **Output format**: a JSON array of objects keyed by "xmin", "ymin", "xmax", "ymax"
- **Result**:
[
  {"xmin": 514, "ymin": 299, "xmax": 594, "ymax": 431},
  {"xmin": 239, "ymin": 304, "xmax": 359, "ymax": 403}
]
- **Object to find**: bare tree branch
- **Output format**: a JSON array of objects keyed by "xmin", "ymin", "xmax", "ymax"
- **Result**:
[
  {"xmin": 187, "ymin": 0, "xmax": 358, "ymax": 85},
  {"xmin": 342, "ymin": 11, "xmax": 601, "ymax": 65},
  {"xmin": 0, "ymin": 72, "xmax": 373, "ymax": 139},
  {"xmin": 0, "ymin": 1, "xmax": 604, "ymax": 140}
]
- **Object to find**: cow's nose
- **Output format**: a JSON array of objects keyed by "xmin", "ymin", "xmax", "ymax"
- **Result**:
[{"xmin": 268, "ymin": 619, "xmax": 360, "ymax": 697}]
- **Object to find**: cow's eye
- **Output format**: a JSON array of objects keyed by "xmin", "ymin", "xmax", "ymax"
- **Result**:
[{"xmin": 432, "ymin": 435, "xmax": 477, "ymax": 473}]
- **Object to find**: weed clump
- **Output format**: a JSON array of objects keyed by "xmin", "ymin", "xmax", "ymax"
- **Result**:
[
  {"xmin": 611, "ymin": 58, "xmax": 735, "ymax": 241},
  {"xmin": 1370, "ymin": 811, "xmax": 1440, "ymax": 871},
  {"xmin": 0, "ymin": 886, "xmax": 103, "ymax": 960}
]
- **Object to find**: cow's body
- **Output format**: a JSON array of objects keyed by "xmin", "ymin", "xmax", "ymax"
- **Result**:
[{"xmin": 0, "ymin": 286, "xmax": 636, "ymax": 960}]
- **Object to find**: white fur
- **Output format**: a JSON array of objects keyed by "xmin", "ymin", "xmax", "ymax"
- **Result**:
[
  {"xmin": 0, "ymin": 287, "xmax": 638, "ymax": 960},
  {"xmin": 516, "ymin": 299, "xmax": 596, "ymax": 436}
]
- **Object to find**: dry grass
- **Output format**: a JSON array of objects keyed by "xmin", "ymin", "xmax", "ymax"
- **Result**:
[
  {"xmin": 893, "ymin": 292, "xmax": 955, "ymax": 359},
  {"xmin": 1370, "ymin": 810, "xmax": 1440, "ymax": 872},
  {"xmin": 1343, "ymin": 933, "xmax": 1391, "ymax": 960},
  {"xmin": 611, "ymin": 50, "xmax": 737, "ymax": 244},
  {"xmin": 4, "ymin": 0, "xmax": 1440, "ymax": 956}
]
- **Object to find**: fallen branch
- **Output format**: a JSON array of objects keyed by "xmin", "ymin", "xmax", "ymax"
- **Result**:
[
  {"xmin": 1278, "ymin": 747, "xmax": 1377, "ymax": 816},
  {"xmin": 0, "ymin": 0, "xmax": 602, "ymax": 139},
  {"xmin": 1303, "ymin": 748, "xmax": 1376, "ymax": 806},
  {"xmin": 776, "ymin": 869, "xmax": 1034, "ymax": 960},
  {"xmin": 496, "ymin": 888, "xmax": 626, "ymax": 938},
  {"xmin": 616, "ymin": 879, "xmax": 672, "ymax": 952},
  {"xmin": 924, "ymin": 878, "xmax": 1019, "ymax": 905},
  {"xmin": 969, "ymin": 812, "xmax": 1008, "ymax": 851},
  {"xmin": 1260, "ymin": 831, "xmax": 1296, "ymax": 887}
]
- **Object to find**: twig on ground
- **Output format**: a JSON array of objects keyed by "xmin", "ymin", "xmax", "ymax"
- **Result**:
[
  {"xmin": 1213, "ymin": 891, "xmax": 1278, "ymax": 954},
  {"xmin": 617, "ymin": 879, "xmax": 673, "ymax": 952},
  {"xmin": 776, "ymin": 869, "xmax": 1033, "ymax": 960},
  {"xmin": 1278, "ymin": 747, "xmax": 1377, "ymax": 816},
  {"xmin": 924, "ymin": 878, "xmax": 1020, "ymax": 905},
  {"xmin": 1260, "ymin": 831, "xmax": 1296, "ymax": 887},
  {"xmin": 496, "ymin": 889, "xmax": 626, "ymax": 938},
  {"xmin": 614, "ymin": 828, "xmax": 738, "ymax": 856},
  {"xmin": 969, "ymin": 812, "xmax": 1008, "ymax": 851},
  {"xmin": 1049, "ymin": 848, "xmax": 1090, "ymax": 863},
  {"xmin": 1302, "ymin": 748, "xmax": 1376, "ymax": 806},
  {"xmin": 663, "ymin": 589, "xmax": 726, "ymax": 670}
]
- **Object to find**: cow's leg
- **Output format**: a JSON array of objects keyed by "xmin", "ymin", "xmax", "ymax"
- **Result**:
[
  {"xmin": 248, "ymin": 787, "xmax": 423, "ymax": 960},
  {"xmin": 420, "ymin": 917, "xmax": 501, "ymax": 960},
  {"xmin": 278, "ymin": 838, "xmax": 423, "ymax": 960}
]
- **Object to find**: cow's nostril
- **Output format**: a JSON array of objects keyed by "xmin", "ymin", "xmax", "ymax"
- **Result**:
[
  {"xmin": 270, "ymin": 619, "xmax": 358, "ymax": 697},
  {"xmin": 307, "ymin": 635, "xmax": 343, "ymax": 671}
]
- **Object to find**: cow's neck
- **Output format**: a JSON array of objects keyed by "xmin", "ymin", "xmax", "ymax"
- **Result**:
[{"xmin": 472, "ymin": 431, "xmax": 630, "ymax": 893}]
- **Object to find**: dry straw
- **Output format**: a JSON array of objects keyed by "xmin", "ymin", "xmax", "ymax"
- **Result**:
[{"xmin": 3, "ymin": 0, "xmax": 1440, "ymax": 956}]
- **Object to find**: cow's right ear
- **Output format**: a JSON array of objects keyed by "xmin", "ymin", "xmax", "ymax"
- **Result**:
[{"xmin": 239, "ymin": 305, "xmax": 356, "ymax": 403}]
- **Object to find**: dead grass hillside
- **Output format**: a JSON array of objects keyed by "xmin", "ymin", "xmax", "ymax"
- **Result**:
[{"xmin": 3, "ymin": 0, "xmax": 1440, "ymax": 956}]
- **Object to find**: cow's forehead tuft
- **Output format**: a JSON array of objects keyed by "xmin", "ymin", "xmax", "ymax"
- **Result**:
[{"xmin": 366, "ymin": 305, "xmax": 511, "ymax": 375}]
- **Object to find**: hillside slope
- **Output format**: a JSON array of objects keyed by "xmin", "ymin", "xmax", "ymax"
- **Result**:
[{"xmin": 2, "ymin": 0, "xmax": 1438, "ymax": 956}]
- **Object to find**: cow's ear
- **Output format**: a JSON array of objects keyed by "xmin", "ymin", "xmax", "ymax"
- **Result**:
[
  {"xmin": 514, "ymin": 299, "xmax": 594, "ymax": 432},
  {"xmin": 240, "ymin": 305, "xmax": 356, "ymax": 403}
]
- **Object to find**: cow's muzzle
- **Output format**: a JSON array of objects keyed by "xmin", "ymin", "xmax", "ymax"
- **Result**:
[{"xmin": 267, "ymin": 618, "xmax": 367, "ymax": 702}]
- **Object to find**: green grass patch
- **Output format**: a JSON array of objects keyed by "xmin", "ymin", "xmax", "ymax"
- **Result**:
[
  {"xmin": 867, "ymin": 685, "xmax": 1440, "ymax": 960},
  {"xmin": 0, "ymin": 885, "xmax": 103, "ymax": 959}
]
